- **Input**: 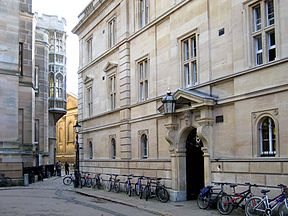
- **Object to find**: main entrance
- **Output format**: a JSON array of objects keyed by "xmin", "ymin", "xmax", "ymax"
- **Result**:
[{"xmin": 186, "ymin": 128, "xmax": 204, "ymax": 200}]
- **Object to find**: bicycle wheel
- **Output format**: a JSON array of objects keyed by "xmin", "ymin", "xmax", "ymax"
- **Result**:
[
  {"xmin": 113, "ymin": 181, "xmax": 120, "ymax": 193},
  {"xmin": 105, "ymin": 181, "xmax": 112, "ymax": 192},
  {"xmin": 85, "ymin": 178, "xmax": 92, "ymax": 188},
  {"xmin": 80, "ymin": 177, "xmax": 86, "ymax": 187},
  {"xmin": 63, "ymin": 176, "xmax": 72, "ymax": 185},
  {"xmin": 197, "ymin": 192, "xmax": 211, "ymax": 209},
  {"xmin": 143, "ymin": 186, "xmax": 151, "ymax": 201},
  {"xmin": 278, "ymin": 201, "xmax": 288, "ymax": 216},
  {"xmin": 135, "ymin": 183, "xmax": 141, "ymax": 196},
  {"xmin": 245, "ymin": 197, "xmax": 265, "ymax": 216},
  {"xmin": 217, "ymin": 194, "xmax": 234, "ymax": 215},
  {"xmin": 157, "ymin": 187, "xmax": 169, "ymax": 203}
]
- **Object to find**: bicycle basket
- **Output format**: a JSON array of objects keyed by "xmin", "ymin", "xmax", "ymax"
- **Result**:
[{"xmin": 284, "ymin": 187, "xmax": 288, "ymax": 197}]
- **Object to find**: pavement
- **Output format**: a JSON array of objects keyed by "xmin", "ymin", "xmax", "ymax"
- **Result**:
[{"xmin": 69, "ymin": 179, "xmax": 244, "ymax": 216}]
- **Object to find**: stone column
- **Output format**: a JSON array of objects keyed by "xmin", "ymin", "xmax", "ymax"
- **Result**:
[
  {"xmin": 197, "ymin": 106, "xmax": 214, "ymax": 185},
  {"xmin": 118, "ymin": 42, "xmax": 131, "ymax": 159}
]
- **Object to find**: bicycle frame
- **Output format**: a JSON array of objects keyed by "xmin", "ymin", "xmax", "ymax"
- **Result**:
[
  {"xmin": 222, "ymin": 183, "xmax": 255, "ymax": 209},
  {"xmin": 253, "ymin": 192, "xmax": 286, "ymax": 214}
]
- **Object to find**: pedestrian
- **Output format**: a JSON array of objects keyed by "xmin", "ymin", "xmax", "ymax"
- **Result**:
[
  {"xmin": 64, "ymin": 162, "xmax": 69, "ymax": 175},
  {"xmin": 55, "ymin": 161, "xmax": 61, "ymax": 177}
]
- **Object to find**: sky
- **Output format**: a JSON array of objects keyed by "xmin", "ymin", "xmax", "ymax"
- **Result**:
[{"xmin": 33, "ymin": 0, "xmax": 92, "ymax": 96}]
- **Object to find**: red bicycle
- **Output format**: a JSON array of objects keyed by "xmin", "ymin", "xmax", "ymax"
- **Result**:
[{"xmin": 217, "ymin": 182, "xmax": 258, "ymax": 215}]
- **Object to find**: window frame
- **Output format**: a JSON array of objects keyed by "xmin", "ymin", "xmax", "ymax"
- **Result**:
[
  {"xmin": 34, "ymin": 65, "xmax": 39, "ymax": 91},
  {"xmin": 137, "ymin": 58, "xmax": 149, "ymax": 102},
  {"xmin": 181, "ymin": 33, "xmax": 199, "ymax": 88},
  {"xmin": 250, "ymin": 0, "xmax": 276, "ymax": 66},
  {"xmin": 108, "ymin": 17, "xmax": 116, "ymax": 48},
  {"xmin": 258, "ymin": 116, "xmax": 276, "ymax": 157},
  {"xmin": 86, "ymin": 85, "xmax": 93, "ymax": 117},
  {"xmin": 109, "ymin": 75, "xmax": 116, "ymax": 110},
  {"xmin": 88, "ymin": 141, "xmax": 93, "ymax": 159},
  {"xmin": 139, "ymin": 0, "xmax": 149, "ymax": 28},
  {"xmin": 86, "ymin": 36, "xmax": 93, "ymax": 63},
  {"xmin": 111, "ymin": 138, "xmax": 116, "ymax": 159},
  {"xmin": 18, "ymin": 42, "xmax": 23, "ymax": 76},
  {"xmin": 55, "ymin": 74, "xmax": 63, "ymax": 98},
  {"xmin": 251, "ymin": 109, "xmax": 279, "ymax": 158}
]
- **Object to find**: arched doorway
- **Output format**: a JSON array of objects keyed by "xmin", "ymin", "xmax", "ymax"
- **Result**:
[{"xmin": 186, "ymin": 128, "xmax": 204, "ymax": 200}]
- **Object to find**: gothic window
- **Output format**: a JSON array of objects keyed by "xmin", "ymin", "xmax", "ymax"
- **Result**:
[
  {"xmin": 55, "ymin": 74, "xmax": 63, "ymax": 98},
  {"xmin": 259, "ymin": 116, "xmax": 276, "ymax": 157},
  {"xmin": 49, "ymin": 73, "xmax": 54, "ymax": 97},
  {"xmin": 141, "ymin": 134, "xmax": 148, "ymax": 159},
  {"xmin": 89, "ymin": 141, "xmax": 93, "ymax": 159},
  {"xmin": 111, "ymin": 138, "xmax": 116, "ymax": 159}
]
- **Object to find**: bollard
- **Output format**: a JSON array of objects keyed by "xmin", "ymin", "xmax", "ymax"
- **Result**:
[{"xmin": 24, "ymin": 174, "xmax": 29, "ymax": 186}]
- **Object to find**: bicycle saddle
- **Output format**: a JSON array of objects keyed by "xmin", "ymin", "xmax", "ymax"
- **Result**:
[
  {"xmin": 230, "ymin": 183, "xmax": 237, "ymax": 188},
  {"xmin": 261, "ymin": 189, "xmax": 270, "ymax": 194}
]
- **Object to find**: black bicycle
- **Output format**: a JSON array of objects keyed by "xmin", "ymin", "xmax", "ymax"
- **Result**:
[
  {"xmin": 197, "ymin": 182, "xmax": 228, "ymax": 209},
  {"xmin": 91, "ymin": 173, "xmax": 102, "ymax": 189},
  {"xmin": 142, "ymin": 177, "xmax": 169, "ymax": 203}
]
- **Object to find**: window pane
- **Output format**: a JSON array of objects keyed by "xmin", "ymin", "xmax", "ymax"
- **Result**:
[
  {"xmin": 268, "ymin": 31, "xmax": 276, "ymax": 62},
  {"xmin": 184, "ymin": 63, "xmax": 190, "ymax": 87},
  {"xmin": 266, "ymin": 0, "xmax": 274, "ymax": 26},
  {"xmin": 255, "ymin": 36, "xmax": 263, "ymax": 65},
  {"xmin": 192, "ymin": 61, "xmax": 197, "ymax": 85},
  {"xmin": 183, "ymin": 40, "xmax": 189, "ymax": 61},
  {"xmin": 191, "ymin": 37, "xmax": 197, "ymax": 58},
  {"xmin": 253, "ymin": 4, "xmax": 261, "ymax": 31}
]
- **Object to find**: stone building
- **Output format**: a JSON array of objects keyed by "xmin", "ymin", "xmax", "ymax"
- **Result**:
[
  {"xmin": 0, "ymin": 0, "xmax": 34, "ymax": 166},
  {"xmin": 0, "ymin": 0, "xmax": 67, "ymax": 174},
  {"xmin": 35, "ymin": 13, "xmax": 67, "ymax": 165},
  {"xmin": 56, "ymin": 93, "xmax": 78, "ymax": 163},
  {"xmin": 73, "ymin": 0, "xmax": 288, "ymax": 201}
]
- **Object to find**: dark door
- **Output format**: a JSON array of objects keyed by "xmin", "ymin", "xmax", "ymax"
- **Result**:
[{"xmin": 186, "ymin": 128, "xmax": 204, "ymax": 200}]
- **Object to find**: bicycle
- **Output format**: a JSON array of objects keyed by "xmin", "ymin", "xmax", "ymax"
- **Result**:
[
  {"xmin": 91, "ymin": 173, "xmax": 102, "ymax": 189},
  {"xmin": 124, "ymin": 174, "xmax": 134, "ymax": 196},
  {"xmin": 142, "ymin": 177, "xmax": 169, "ymax": 203},
  {"xmin": 63, "ymin": 174, "xmax": 75, "ymax": 186},
  {"xmin": 245, "ymin": 184, "xmax": 288, "ymax": 216},
  {"xmin": 105, "ymin": 174, "xmax": 120, "ymax": 193},
  {"xmin": 0, "ymin": 174, "xmax": 12, "ymax": 187},
  {"xmin": 81, "ymin": 173, "xmax": 92, "ymax": 188},
  {"xmin": 197, "ymin": 182, "xmax": 228, "ymax": 209},
  {"xmin": 217, "ymin": 182, "xmax": 257, "ymax": 215},
  {"xmin": 135, "ymin": 176, "xmax": 145, "ymax": 198}
]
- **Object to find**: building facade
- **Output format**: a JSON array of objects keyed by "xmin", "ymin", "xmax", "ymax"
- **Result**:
[
  {"xmin": 0, "ymin": 0, "xmax": 67, "ymax": 172},
  {"xmin": 35, "ymin": 13, "xmax": 67, "ymax": 165},
  {"xmin": 0, "ymin": 0, "xmax": 34, "ymax": 166},
  {"xmin": 56, "ymin": 93, "xmax": 78, "ymax": 163},
  {"xmin": 73, "ymin": 0, "xmax": 288, "ymax": 201}
]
